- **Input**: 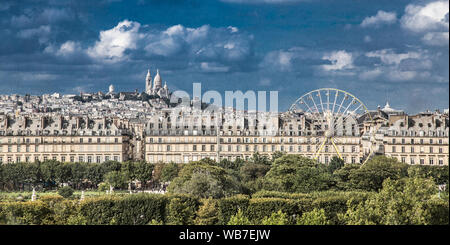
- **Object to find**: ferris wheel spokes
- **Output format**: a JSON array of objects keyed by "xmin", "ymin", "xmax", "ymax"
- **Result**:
[{"xmin": 289, "ymin": 88, "xmax": 374, "ymax": 164}]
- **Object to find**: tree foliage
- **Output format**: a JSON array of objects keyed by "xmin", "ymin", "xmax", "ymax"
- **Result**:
[
  {"xmin": 263, "ymin": 155, "xmax": 334, "ymax": 193},
  {"xmin": 297, "ymin": 208, "xmax": 330, "ymax": 225},
  {"xmin": 341, "ymin": 177, "xmax": 448, "ymax": 225}
]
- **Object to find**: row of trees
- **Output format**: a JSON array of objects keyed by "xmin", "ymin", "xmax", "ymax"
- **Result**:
[
  {"xmin": 0, "ymin": 160, "xmax": 180, "ymax": 191},
  {"xmin": 166, "ymin": 153, "xmax": 448, "ymax": 198},
  {"xmin": 0, "ymin": 153, "xmax": 448, "ymax": 198}
]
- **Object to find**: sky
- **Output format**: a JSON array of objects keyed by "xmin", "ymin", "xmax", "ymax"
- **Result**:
[{"xmin": 0, "ymin": 0, "xmax": 448, "ymax": 113}]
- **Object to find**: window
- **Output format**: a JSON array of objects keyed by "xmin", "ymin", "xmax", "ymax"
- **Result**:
[
  {"xmin": 61, "ymin": 156, "xmax": 66, "ymax": 162},
  {"xmin": 420, "ymin": 158, "xmax": 424, "ymax": 165},
  {"xmin": 429, "ymin": 147, "xmax": 433, "ymax": 153},
  {"xmin": 79, "ymin": 156, "xmax": 84, "ymax": 162},
  {"xmin": 87, "ymin": 156, "xmax": 92, "ymax": 163},
  {"xmin": 439, "ymin": 148, "xmax": 443, "ymax": 153},
  {"xmin": 193, "ymin": 145, "xmax": 197, "ymax": 151},
  {"xmin": 401, "ymin": 157, "xmax": 406, "ymax": 163},
  {"xmin": 401, "ymin": 146, "xmax": 405, "ymax": 153},
  {"xmin": 70, "ymin": 156, "xmax": 74, "ymax": 162},
  {"xmin": 439, "ymin": 159, "xmax": 443, "ymax": 165},
  {"xmin": 410, "ymin": 158, "xmax": 415, "ymax": 165},
  {"xmin": 391, "ymin": 146, "xmax": 396, "ymax": 153},
  {"xmin": 210, "ymin": 145, "xmax": 215, "ymax": 151}
]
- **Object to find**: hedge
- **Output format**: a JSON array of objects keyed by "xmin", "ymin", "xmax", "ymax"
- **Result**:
[
  {"xmin": 0, "ymin": 201, "xmax": 54, "ymax": 225},
  {"xmin": 245, "ymin": 198, "xmax": 304, "ymax": 224},
  {"xmin": 79, "ymin": 193, "xmax": 168, "ymax": 225},
  {"xmin": 165, "ymin": 194, "xmax": 200, "ymax": 225},
  {"xmin": 217, "ymin": 194, "xmax": 250, "ymax": 225},
  {"xmin": 252, "ymin": 190, "xmax": 311, "ymax": 200}
]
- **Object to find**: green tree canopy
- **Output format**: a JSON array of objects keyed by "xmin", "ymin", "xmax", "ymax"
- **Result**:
[
  {"xmin": 167, "ymin": 161, "xmax": 242, "ymax": 198},
  {"xmin": 160, "ymin": 162, "xmax": 180, "ymax": 183},
  {"xmin": 104, "ymin": 171, "xmax": 127, "ymax": 189},
  {"xmin": 347, "ymin": 156, "xmax": 409, "ymax": 191},
  {"xmin": 263, "ymin": 155, "xmax": 334, "ymax": 193},
  {"xmin": 341, "ymin": 177, "xmax": 449, "ymax": 225},
  {"xmin": 328, "ymin": 156, "xmax": 345, "ymax": 174}
]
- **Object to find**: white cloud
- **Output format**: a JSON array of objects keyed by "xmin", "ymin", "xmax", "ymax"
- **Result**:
[
  {"xmin": 144, "ymin": 24, "xmax": 253, "ymax": 63},
  {"xmin": 359, "ymin": 68, "xmax": 382, "ymax": 80},
  {"xmin": 363, "ymin": 49, "xmax": 436, "ymax": 82},
  {"xmin": 44, "ymin": 21, "xmax": 254, "ymax": 71},
  {"xmin": 260, "ymin": 49, "xmax": 295, "ymax": 71},
  {"xmin": 400, "ymin": 0, "xmax": 449, "ymax": 46},
  {"xmin": 365, "ymin": 49, "xmax": 421, "ymax": 65},
  {"xmin": 11, "ymin": 8, "xmax": 74, "ymax": 28},
  {"xmin": 17, "ymin": 25, "xmax": 51, "ymax": 44},
  {"xmin": 388, "ymin": 70, "xmax": 418, "ymax": 81},
  {"xmin": 422, "ymin": 31, "xmax": 449, "ymax": 46},
  {"xmin": 87, "ymin": 20, "xmax": 142, "ymax": 62},
  {"xmin": 321, "ymin": 50, "xmax": 354, "ymax": 71},
  {"xmin": 57, "ymin": 41, "xmax": 82, "ymax": 56},
  {"xmin": 200, "ymin": 62, "xmax": 230, "ymax": 72},
  {"xmin": 39, "ymin": 8, "xmax": 74, "ymax": 23},
  {"xmin": 401, "ymin": 1, "xmax": 449, "ymax": 32},
  {"xmin": 227, "ymin": 26, "xmax": 239, "ymax": 33},
  {"xmin": 360, "ymin": 10, "xmax": 397, "ymax": 28}
]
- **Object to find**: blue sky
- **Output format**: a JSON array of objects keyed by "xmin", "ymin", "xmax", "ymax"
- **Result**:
[{"xmin": 0, "ymin": 0, "xmax": 448, "ymax": 113}]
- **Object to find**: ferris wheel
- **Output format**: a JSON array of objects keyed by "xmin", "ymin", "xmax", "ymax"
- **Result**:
[{"xmin": 289, "ymin": 88, "xmax": 375, "ymax": 164}]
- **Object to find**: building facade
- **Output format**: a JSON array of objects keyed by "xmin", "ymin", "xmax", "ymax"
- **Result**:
[{"xmin": 0, "ymin": 70, "xmax": 448, "ymax": 166}]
